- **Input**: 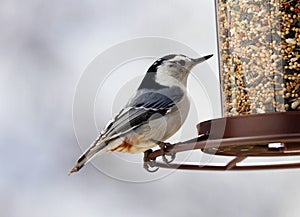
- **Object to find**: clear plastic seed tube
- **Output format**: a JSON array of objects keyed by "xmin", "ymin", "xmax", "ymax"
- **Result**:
[{"xmin": 216, "ymin": 0, "xmax": 300, "ymax": 116}]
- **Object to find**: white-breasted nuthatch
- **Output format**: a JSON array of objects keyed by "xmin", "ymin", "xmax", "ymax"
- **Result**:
[{"xmin": 69, "ymin": 54, "xmax": 213, "ymax": 174}]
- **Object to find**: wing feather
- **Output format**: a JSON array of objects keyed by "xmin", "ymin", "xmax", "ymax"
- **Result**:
[{"xmin": 101, "ymin": 86, "xmax": 184, "ymax": 141}]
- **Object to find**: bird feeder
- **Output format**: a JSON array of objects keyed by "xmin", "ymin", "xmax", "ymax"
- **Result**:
[{"xmin": 144, "ymin": 0, "xmax": 300, "ymax": 171}]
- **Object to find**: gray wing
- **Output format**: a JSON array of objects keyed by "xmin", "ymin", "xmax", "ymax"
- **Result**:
[{"xmin": 101, "ymin": 86, "xmax": 184, "ymax": 141}]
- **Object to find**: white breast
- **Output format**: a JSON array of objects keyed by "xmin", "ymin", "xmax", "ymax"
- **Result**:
[{"xmin": 142, "ymin": 92, "xmax": 190, "ymax": 142}]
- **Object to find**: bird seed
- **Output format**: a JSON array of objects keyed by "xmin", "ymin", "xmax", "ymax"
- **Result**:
[{"xmin": 216, "ymin": 0, "xmax": 300, "ymax": 116}]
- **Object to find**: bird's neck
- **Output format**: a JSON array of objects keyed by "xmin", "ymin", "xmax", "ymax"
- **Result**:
[{"xmin": 138, "ymin": 71, "xmax": 169, "ymax": 90}]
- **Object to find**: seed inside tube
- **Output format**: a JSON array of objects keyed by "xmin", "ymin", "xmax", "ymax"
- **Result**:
[{"xmin": 216, "ymin": 0, "xmax": 300, "ymax": 116}]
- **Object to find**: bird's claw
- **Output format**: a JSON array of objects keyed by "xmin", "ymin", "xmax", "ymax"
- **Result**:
[
  {"xmin": 143, "ymin": 142, "xmax": 177, "ymax": 172},
  {"xmin": 143, "ymin": 149, "xmax": 159, "ymax": 173},
  {"xmin": 143, "ymin": 162, "xmax": 159, "ymax": 173},
  {"xmin": 158, "ymin": 141, "xmax": 176, "ymax": 164},
  {"xmin": 162, "ymin": 153, "xmax": 176, "ymax": 164}
]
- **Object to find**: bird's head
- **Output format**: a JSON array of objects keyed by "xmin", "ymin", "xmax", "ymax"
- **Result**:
[{"xmin": 143, "ymin": 54, "xmax": 213, "ymax": 88}]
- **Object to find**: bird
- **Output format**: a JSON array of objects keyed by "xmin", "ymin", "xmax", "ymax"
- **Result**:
[{"xmin": 69, "ymin": 53, "xmax": 213, "ymax": 174}]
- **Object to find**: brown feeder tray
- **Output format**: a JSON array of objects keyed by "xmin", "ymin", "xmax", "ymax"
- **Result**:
[{"xmin": 144, "ymin": 112, "xmax": 300, "ymax": 171}]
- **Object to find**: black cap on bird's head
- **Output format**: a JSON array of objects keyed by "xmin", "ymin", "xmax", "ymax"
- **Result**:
[{"xmin": 148, "ymin": 54, "xmax": 213, "ymax": 72}]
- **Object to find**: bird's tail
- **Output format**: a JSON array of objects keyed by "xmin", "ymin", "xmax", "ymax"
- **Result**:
[{"xmin": 68, "ymin": 139, "xmax": 107, "ymax": 175}]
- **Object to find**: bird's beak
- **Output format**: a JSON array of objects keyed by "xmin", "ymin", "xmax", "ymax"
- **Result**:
[{"xmin": 192, "ymin": 54, "xmax": 213, "ymax": 65}]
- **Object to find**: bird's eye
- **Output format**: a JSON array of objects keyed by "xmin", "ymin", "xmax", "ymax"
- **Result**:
[{"xmin": 178, "ymin": 60, "xmax": 185, "ymax": 66}]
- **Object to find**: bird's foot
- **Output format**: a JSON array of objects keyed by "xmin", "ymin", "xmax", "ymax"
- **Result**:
[
  {"xmin": 143, "ymin": 149, "xmax": 159, "ymax": 173},
  {"xmin": 156, "ymin": 141, "xmax": 176, "ymax": 164}
]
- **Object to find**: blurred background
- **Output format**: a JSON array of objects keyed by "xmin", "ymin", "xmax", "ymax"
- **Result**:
[{"xmin": 1, "ymin": 0, "xmax": 300, "ymax": 216}]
